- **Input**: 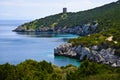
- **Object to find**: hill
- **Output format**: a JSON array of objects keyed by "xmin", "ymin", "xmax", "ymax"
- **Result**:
[{"xmin": 14, "ymin": 0, "xmax": 120, "ymax": 36}]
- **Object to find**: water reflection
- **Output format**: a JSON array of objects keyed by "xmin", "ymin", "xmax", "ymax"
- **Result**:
[
  {"xmin": 16, "ymin": 32, "xmax": 57, "ymax": 37},
  {"xmin": 16, "ymin": 32, "xmax": 78, "ymax": 37},
  {"xmin": 15, "ymin": 32, "xmax": 79, "ymax": 41}
]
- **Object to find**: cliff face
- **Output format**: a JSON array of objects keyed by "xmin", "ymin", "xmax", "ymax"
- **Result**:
[
  {"xmin": 53, "ymin": 22, "xmax": 98, "ymax": 35},
  {"xmin": 13, "ymin": 22, "xmax": 98, "ymax": 36},
  {"xmin": 54, "ymin": 43, "xmax": 120, "ymax": 67}
]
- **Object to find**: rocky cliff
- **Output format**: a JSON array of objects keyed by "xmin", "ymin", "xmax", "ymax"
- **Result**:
[
  {"xmin": 53, "ymin": 22, "xmax": 98, "ymax": 35},
  {"xmin": 54, "ymin": 43, "xmax": 120, "ymax": 67},
  {"xmin": 13, "ymin": 22, "xmax": 98, "ymax": 36}
]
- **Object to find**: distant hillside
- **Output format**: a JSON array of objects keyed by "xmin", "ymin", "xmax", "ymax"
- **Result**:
[{"xmin": 14, "ymin": 0, "xmax": 120, "ymax": 33}]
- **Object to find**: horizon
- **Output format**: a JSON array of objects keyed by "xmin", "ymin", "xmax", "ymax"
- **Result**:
[{"xmin": 0, "ymin": 0, "xmax": 118, "ymax": 20}]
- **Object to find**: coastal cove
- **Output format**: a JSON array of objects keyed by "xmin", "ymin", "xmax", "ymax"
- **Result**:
[
  {"xmin": 0, "ymin": 20, "xmax": 80, "ymax": 67},
  {"xmin": 1, "ymin": 0, "xmax": 120, "ymax": 80}
]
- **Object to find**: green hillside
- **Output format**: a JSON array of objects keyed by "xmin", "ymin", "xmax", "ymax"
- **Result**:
[
  {"xmin": 67, "ymin": 0, "xmax": 120, "ymax": 56},
  {"xmin": 14, "ymin": 0, "xmax": 120, "ymax": 32}
]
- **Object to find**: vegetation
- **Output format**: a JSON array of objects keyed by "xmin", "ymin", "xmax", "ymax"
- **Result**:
[
  {"xmin": 68, "ymin": 27, "xmax": 120, "ymax": 56},
  {"xmin": 0, "ymin": 60, "xmax": 77, "ymax": 80},
  {"xmin": 18, "ymin": 0, "xmax": 120, "ymax": 31},
  {"xmin": 68, "ymin": 27, "xmax": 120, "ymax": 47},
  {"xmin": 0, "ymin": 59, "xmax": 120, "ymax": 80},
  {"xmin": 67, "ymin": 58, "xmax": 120, "ymax": 80}
]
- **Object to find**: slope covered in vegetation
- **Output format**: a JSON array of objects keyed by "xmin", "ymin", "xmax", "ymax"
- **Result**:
[
  {"xmin": 53, "ymin": 0, "xmax": 120, "ymax": 67},
  {"xmin": 0, "ymin": 59, "xmax": 120, "ymax": 80},
  {"xmin": 14, "ymin": 0, "xmax": 120, "ymax": 33},
  {"xmin": 68, "ymin": 27, "xmax": 120, "ymax": 56}
]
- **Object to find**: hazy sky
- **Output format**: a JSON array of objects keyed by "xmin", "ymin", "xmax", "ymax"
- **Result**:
[{"xmin": 0, "ymin": 0, "xmax": 118, "ymax": 20}]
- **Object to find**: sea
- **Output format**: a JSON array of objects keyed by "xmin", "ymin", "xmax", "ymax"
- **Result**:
[{"xmin": 0, "ymin": 20, "xmax": 80, "ymax": 67}]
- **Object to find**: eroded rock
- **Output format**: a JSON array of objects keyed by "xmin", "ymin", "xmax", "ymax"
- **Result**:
[{"xmin": 54, "ymin": 44, "xmax": 120, "ymax": 67}]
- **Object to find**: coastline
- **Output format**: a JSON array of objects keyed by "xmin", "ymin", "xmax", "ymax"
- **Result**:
[
  {"xmin": 54, "ymin": 43, "xmax": 120, "ymax": 67},
  {"xmin": 13, "ymin": 21, "xmax": 120, "ymax": 67}
]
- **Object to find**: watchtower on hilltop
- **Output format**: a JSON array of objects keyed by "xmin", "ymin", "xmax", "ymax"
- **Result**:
[{"xmin": 63, "ymin": 8, "xmax": 67, "ymax": 13}]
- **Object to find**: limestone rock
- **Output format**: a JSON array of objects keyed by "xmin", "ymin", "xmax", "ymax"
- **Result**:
[
  {"xmin": 91, "ymin": 45, "xmax": 99, "ymax": 51},
  {"xmin": 79, "ymin": 47, "xmax": 90, "ymax": 60},
  {"xmin": 54, "ymin": 43, "xmax": 120, "ymax": 67}
]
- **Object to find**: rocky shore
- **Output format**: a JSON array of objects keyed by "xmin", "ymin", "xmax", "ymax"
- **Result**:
[
  {"xmin": 54, "ymin": 43, "xmax": 120, "ymax": 67},
  {"xmin": 13, "ymin": 22, "xmax": 98, "ymax": 36},
  {"xmin": 14, "ymin": 21, "xmax": 120, "ymax": 67},
  {"xmin": 53, "ymin": 22, "xmax": 98, "ymax": 35}
]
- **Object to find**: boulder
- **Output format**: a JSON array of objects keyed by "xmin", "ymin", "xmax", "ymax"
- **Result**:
[
  {"xmin": 91, "ymin": 45, "xmax": 99, "ymax": 51},
  {"xmin": 116, "ymin": 59, "xmax": 120, "ymax": 67},
  {"xmin": 75, "ymin": 45, "xmax": 82, "ymax": 55},
  {"xmin": 54, "ymin": 43, "xmax": 77, "ymax": 58},
  {"xmin": 80, "ymin": 47, "xmax": 90, "ymax": 60},
  {"xmin": 88, "ymin": 50, "xmax": 105, "ymax": 63},
  {"xmin": 82, "ymin": 25, "xmax": 90, "ymax": 34},
  {"xmin": 111, "ymin": 63, "xmax": 117, "ymax": 67}
]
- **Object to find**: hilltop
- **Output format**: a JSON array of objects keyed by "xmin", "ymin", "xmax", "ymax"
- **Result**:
[{"xmin": 14, "ymin": 0, "xmax": 120, "ymax": 35}]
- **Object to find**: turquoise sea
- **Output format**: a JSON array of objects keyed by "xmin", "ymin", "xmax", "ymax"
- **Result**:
[{"xmin": 0, "ymin": 20, "xmax": 80, "ymax": 66}]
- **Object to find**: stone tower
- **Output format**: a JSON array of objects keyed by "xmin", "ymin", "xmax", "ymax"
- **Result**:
[{"xmin": 63, "ymin": 8, "xmax": 67, "ymax": 13}]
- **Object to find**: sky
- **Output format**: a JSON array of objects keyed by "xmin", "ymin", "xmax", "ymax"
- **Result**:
[{"xmin": 0, "ymin": 0, "xmax": 118, "ymax": 20}]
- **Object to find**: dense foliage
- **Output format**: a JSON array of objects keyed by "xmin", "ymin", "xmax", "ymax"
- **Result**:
[
  {"xmin": 68, "ymin": 27, "xmax": 120, "ymax": 47},
  {"xmin": 0, "ymin": 59, "xmax": 120, "ymax": 80},
  {"xmin": 18, "ymin": 0, "xmax": 120, "ymax": 31},
  {"xmin": 67, "ymin": 58, "xmax": 120, "ymax": 80},
  {"xmin": 0, "ymin": 60, "xmax": 54, "ymax": 80},
  {"xmin": 0, "ymin": 60, "xmax": 77, "ymax": 80}
]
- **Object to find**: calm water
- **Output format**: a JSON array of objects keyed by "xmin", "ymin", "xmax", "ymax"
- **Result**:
[{"xmin": 0, "ymin": 20, "xmax": 80, "ymax": 66}]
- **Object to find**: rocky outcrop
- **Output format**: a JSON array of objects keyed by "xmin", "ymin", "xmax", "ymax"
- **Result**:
[
  {"xmin": 54, "ymin": 43, "xmax": 77, "ymax": 58},
  {"xmin": 54, "ymin": 43, "xmax": 120, "ymax": 67},
  {"xmin": 53, "ymin": 22, "xmax": 98, "ymax": 35},
  {"xmin": 13, "ymin": 22, "xmax": 98, "ymax": 36}
]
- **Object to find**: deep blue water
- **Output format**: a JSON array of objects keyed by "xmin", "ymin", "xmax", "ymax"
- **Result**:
[{"xmin": 0, "ymin": 20, "xmax": 80, "ymax": 66}]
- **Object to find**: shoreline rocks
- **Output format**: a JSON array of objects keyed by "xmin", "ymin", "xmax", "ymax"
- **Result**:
[
  {"xmin": 54, "ymin": 43, "xmax": 120, "ymax": 67},
  {"xmin": 54, "ymin": 43, "xmax": 77, "ymax": 58},
  {"xmin": 13, "ymin": 22, "xmax": 98, "ymax": 36}
]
